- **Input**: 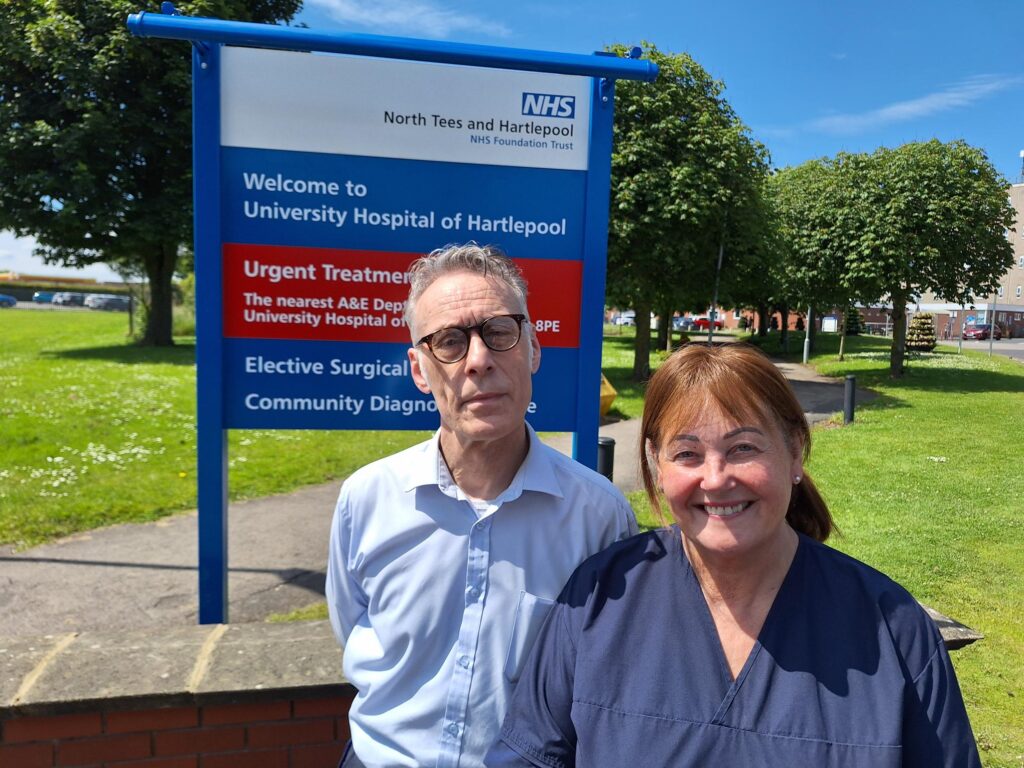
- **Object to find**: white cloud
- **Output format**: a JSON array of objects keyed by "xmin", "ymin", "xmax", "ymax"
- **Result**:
[
  {"xmin": 0, "ymin": 230, "xmax": 122, "ymax": 283},
  {"xmin": 809, "ymin": 74, "xmax": 1024, "ymax": 135},
  {"xmin": 306, "ymin": 0, "xmax": 510, "ymax": 39}
]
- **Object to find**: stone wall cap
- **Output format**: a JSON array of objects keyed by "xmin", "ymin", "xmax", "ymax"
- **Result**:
[{"xmin": 0, "ymin": 621, "xmax": 350, "ymax": 717}]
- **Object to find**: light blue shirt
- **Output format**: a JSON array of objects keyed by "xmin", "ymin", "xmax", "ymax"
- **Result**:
[{"xmin": 326, "ymin": 425, "xmax": 637, "ymax": 768}]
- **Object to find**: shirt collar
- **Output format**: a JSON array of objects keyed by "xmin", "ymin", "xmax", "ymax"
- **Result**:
[{"xmin": 401, "ymin": 424, "xmax": 564, "ymax": 501}]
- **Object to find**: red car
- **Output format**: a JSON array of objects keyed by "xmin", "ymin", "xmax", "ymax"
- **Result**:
[
  {"xmin": 963, "ymin": 323, "xmax": 1001, "ymax": 340},
  {"xmin": 692, "ymin": 317, "xmax": 723, "ymax": 330}
]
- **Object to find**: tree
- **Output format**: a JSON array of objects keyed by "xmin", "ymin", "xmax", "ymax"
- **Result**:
[
  {"xmin": 850, "ymin": 140, "xmax": 1014, "ymax": 377},
  {"xmin": 770, "ymin": 141, "xmax": 1013, "ymax": 376},
  {"xmin": 769, "ymin": 156, "xmax": 878, "ymax": 360},
  {"xmin": 0, "ymin": 0, "xmax": 301, "ymax": 345},
  {"xmin": 606, "ymin": 43, "xmax": 770, "ymax": 380}
]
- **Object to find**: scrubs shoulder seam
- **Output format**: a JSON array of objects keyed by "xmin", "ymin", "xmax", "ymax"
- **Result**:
[{"xmin": 909, "ymin": 642, "xmax": 944, "ymax": 686}]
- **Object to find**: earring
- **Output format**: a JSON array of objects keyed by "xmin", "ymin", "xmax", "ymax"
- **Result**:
[{"xmin": 793, "ymin": 475, "xmax": 802, "ymax": 484}]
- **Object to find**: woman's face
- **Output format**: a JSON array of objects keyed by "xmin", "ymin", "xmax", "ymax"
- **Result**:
[{"xmin": 654, "ymin": 405, "xmax": 803, "ymax": 561}]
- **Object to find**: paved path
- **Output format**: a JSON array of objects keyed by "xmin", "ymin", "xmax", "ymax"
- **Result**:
[{"xmin": 0, "ymin": 360, "xmax": 874, "ymax": 638}]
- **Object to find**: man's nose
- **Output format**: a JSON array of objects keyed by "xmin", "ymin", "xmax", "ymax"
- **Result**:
[{"xmin": 463, "ymin": 330, "xmax": 495, "ymax": 371}]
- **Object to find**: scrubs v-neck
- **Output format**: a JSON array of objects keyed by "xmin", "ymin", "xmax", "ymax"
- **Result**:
[{"xmin": 490, "ymin": 528, "xmax": 979, "ymax": 768}]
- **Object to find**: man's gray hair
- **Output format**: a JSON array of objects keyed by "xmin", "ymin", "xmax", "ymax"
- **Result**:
[{"xmin": 404, "ymin": 243, "xmax": 530, "ymax": 339}]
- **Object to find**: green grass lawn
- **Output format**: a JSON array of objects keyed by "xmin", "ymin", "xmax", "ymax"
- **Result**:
[
  {"xmin": 0, "ymin": 310, "xmax": 427, "ymax": 547},
  {"xmin": 2, "ymin": 312, "xmax": 1020, "ymax": 764}
]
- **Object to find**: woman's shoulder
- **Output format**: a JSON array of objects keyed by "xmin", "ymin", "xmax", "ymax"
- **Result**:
[
  {"xmin": 559, "ymin": 527, "xmax": 677, "ymax": 605},
  {"xmin": 797, "ymin": 535, "xmax": 945, "ymax": 669}
]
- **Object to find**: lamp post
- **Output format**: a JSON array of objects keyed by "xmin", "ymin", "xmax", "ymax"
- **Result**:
[
  {"xmin": 989, "ymin": 293, "xmax": 997, "ymax": 356},
  {"xmin": 706, "ymin": 221, "xmax": 726, "ymax": 345}
]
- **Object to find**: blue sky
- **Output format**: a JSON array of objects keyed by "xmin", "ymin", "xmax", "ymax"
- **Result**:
[{"xmin": 4, "ymin": 0, "xmax": 1023, "ymax": 279}]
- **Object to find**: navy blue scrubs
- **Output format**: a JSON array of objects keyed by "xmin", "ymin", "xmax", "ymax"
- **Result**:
[{"xmin": 486, "ymin": 528, "xmax": 980, "ymax": 768}]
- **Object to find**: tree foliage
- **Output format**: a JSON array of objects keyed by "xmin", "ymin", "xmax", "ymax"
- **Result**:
[
  {"xmin": 0, "ymin": 0, "xmax": 301, "ymax": 345},
  {"xmin": 771, "ymin": 140, "xmax": 1014, "ymax": 377},
  {"xmin": 606, "ymin": 43, "xmax": 770, "ymax": 379}
]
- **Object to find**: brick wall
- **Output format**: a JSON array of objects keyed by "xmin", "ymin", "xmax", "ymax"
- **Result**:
[
  {"xmin": 0, "ymin": 622, "xmax": 355, "ymax": 768},
  {"xmin": 0, "ymin": 693, "xmax": 353, "ymax": 767}
]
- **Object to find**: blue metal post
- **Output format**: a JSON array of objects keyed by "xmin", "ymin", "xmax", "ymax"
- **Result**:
[
  {"xmin": 572, "ymin": 75, "xmax": 617, "ymax": 470},
  {"xmin": 193, "ymin": 43, "xmax": 229, "ymax": 624}
]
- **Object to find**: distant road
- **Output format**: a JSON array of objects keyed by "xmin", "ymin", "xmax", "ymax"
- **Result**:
[{"xmin": 939, "ymin": 338, "xmax": 1024, "ymax": 363}]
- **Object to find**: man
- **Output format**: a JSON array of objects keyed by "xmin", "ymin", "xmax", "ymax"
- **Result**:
[{"xmin": 326, "ymin": 243, "xmax": 637, "ymax": 768}]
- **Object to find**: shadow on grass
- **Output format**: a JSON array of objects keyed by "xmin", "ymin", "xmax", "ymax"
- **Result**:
[{"xmin": 44, "ymin": 341, "xmax": 197, "ymax": 366}]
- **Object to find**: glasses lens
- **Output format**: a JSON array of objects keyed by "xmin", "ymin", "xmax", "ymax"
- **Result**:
[
  {"xmin": 429, "ymin": 328, "xmax": 469, "ymax": 363},
  {"xmin": 482, "ymin": 315, "xmax": 522, "ymax": 351}
]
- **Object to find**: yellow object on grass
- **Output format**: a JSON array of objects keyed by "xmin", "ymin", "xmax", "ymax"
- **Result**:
[{"xmin": 599, "ymin": 373, "xmax": 617, "ymax": 416}]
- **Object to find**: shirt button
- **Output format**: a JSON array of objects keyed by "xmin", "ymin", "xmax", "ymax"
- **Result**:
[
  {"xmin": 467, "ymin": 586, "xmax": 480, "ymax": 599},
  {"xmin": 458, "ymin": 655, "xmax": 471, "ymax": 669},
  {"xmin": 447, "ymin": 723, "xmax": 459, "ymax": 736}
]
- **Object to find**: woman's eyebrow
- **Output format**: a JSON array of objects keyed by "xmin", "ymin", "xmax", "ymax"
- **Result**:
[{"xmin": 724, "ymin": 426, "xmax": 765, "ymax": 439}]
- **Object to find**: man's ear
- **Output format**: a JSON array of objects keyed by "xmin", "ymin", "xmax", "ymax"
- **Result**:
[{"xmin": 408, "ymin": 347, "xmax": 432, "ymax": 394}]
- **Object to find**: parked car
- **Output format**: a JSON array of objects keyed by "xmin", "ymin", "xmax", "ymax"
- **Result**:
[
  {"xmin": 692, "ymin": 317, "xmax": 724, "ymax": 330},
  {"xmin": 612, "ymin": 311, "xmax": 635, "ymax": 326},
  {"xmin": 673, "ymin": 316, "xmax": 697, "ymax": 331},
  {"xmin": 85, "ymin": 293, "xmax": 112, "ymax": 309},
  {"xmin": 32, "ymin": 291, "xmax": 55, "ymax": 303},
  {"xmin": 0, "ymin": 293, "xmax": 16, "ymax": 308},
  {"xmin": 91, "ymin": 295, "xmax": 131, "ymax": 311},
  {"xmin": 52, "ymin": 292, "xmax": 86, "ymax": 306},
  {"xmin": 963, "ymin": 323, "xmax": 1001, "ymax": 341}
]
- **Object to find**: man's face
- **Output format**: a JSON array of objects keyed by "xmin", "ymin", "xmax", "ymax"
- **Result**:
[{"xmin": 408, "ymin": 271, "xmax": 541, "ymax": 448}]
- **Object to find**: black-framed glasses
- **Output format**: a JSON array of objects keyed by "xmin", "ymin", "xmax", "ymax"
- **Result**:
[{"xmin": 416, "ymin": 314, "xmax": 527, "ymax": 364}]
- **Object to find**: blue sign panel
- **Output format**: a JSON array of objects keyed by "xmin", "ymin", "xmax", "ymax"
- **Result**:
[{"xmin": 127, "ymin": 9, "xmax": 657, "ymax": 624}]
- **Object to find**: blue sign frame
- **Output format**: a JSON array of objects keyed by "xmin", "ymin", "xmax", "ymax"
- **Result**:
[{"xmin": 128, "ymin": 9, "xmax": 656, "ymax": 624}]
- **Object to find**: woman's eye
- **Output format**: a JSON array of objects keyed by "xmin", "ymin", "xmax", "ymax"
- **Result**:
[{"xmin": 730, "ymin": 443, "xmax": 758, "ymax": 456}]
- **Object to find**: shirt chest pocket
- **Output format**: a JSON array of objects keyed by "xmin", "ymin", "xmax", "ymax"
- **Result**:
[{"xmin": 504, "ymin": 591, "xmax": 555, "ymax": 683}]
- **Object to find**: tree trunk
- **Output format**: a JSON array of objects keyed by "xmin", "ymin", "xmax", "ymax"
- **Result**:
[
  {"xmin": 632, "ymin": 302, "xmax": 652, "ymax": 382},
  {"xmin": 889, "ymin": 293, "xmax": 908, "ymax": 378},
  {"xmin": 808, "ymin": 306, "xmax": 817, "ymax": 354},
  {"xmin": 656, "ymin": 305, "xmax": 670, "ymax": 351},
  {"xmin": 140, "ymin": 241, "xmax": 178, "ymax": 347},
  {"xmin": 757, "ymin": 304, "xmax": 769, "ymax": 337},
  {"xmin": 779, "ymin": 306, "xmax": 790, "ymax": 353}
]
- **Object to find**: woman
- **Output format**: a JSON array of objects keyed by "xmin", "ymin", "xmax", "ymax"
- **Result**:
[{"xmin": 486, "ymin": 343, "xmax": 979, "ymax": 767}]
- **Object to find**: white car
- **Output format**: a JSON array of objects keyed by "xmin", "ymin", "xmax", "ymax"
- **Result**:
[{"xmin": 84, "ymin": 293, "xmax": 119, "ymax": 309}]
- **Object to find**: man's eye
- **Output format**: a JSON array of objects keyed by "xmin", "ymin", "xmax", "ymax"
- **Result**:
[{"xmin": 433, "ymin": 332, "xmax": 464, "ymax": 349}]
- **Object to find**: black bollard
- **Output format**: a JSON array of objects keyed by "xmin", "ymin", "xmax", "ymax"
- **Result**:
[
  {"xmin": 597, "ymin": 436, "xmax": 615, "ymax": 482},
  {"xmin": 844, "ymin": 375, "xmax": 856, "ymax": 424}
]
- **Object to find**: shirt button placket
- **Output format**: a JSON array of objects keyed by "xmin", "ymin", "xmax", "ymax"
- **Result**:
[{"xmin": 437, "ymin": 518, "xmax": 492, "ymax": 768}]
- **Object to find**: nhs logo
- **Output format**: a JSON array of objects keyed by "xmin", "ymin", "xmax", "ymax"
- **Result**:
[{"xmin": 521, "ymin": 92, "xmax": 576, "ymax": 119}]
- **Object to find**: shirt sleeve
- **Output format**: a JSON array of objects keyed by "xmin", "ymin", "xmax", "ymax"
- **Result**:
[
  {"xmin": 620, "ymin": 494, "xmax": 640, "ymax": 538},
  {"xmin": 324, "ymin": 486, "xmax": 368, "ymax": 645},
  {"xmin": 486, "ymin": 584, "xmax": 582, "ymax": 768},
  {"xmin": 902, "ymin": 639, "xmax": 982, "ymax": 768}
]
